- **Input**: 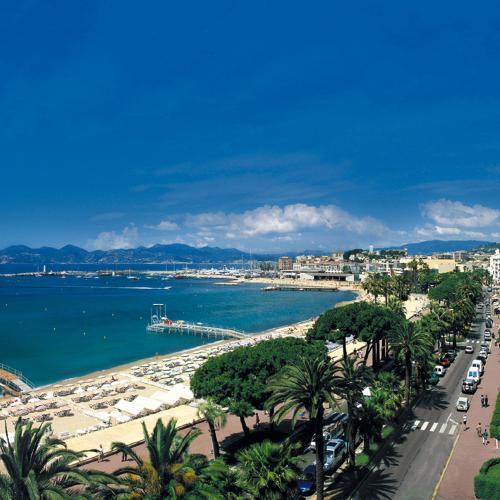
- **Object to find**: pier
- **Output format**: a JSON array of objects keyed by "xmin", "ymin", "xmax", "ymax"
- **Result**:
[
  {"xmin": 146, "ymin": 304, "xmax": 247, "ymax": 340},
  {"xmin": 261, "ymin": 285, "xmax": 338, "ymax": 292},
  {"xmin": 0, "ymin": 363, "xmax": 35, "ymax": 395}
]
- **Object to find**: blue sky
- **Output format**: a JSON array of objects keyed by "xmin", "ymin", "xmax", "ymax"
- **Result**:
[{"xmin": 1, "ymin": 1, "xmax": 500, "ymax": 252}]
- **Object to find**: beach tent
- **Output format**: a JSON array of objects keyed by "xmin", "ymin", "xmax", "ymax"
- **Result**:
[
  {"xmin": 114, "ymin": 399, "xmax": 144, "ymax": 416},
  {"xmin": 133, "ymin": 395, "xmax": 163, "ymax": 412},
  {"xmin": 150, "ymin": 390, "xmax": 183, "ymax": 407},
  {"xmin": 170, "ymin": 384, "xmax": 194, "ymax": 401}
]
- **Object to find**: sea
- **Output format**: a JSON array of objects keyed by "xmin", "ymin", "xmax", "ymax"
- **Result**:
[{"xmin": 0, "ymin": 264, "xmax": 356, "ymax": 387}]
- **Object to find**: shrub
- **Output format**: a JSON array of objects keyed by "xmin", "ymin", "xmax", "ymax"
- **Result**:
[
  {"xmin": 490, "ymin": 392, "xmax": 500, "ymax": 440},
  {"xmin": 474, "ymin": 458, "xmax": 500, "ymax": 499}
]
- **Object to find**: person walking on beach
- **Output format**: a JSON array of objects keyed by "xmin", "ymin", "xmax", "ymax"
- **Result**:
[
  {"xmin": 463, "ymin": 415, "xmax": 468, "ymax": 430},
  {"xmin": 476, "ymin": 422, "xmax": 482, "ymax": 437}
]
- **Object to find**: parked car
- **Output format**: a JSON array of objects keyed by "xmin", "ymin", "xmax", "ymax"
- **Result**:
[
  {"xmin": 297, "ymin": 464, "xmax": 316, "ymax": 495},
  {"xmin": 434, "ymin": 365, "xmax": 446, "ymax": 377},
  {"xmin": 429, "ymin": 372, "xmax": 440, "ymax": 385},
  {"xmin": 477, "ymin": 353, "xmax": 487, "ymax": 364},
  {"xmin": 439, "ymin": 357, "xmax": 451, "ymax": 368},
  {"xmin": 324, "ymin": 438, "xmax": 347, "ymax": 471},
  {"xmin": 462, "ymin": 378, "xmax": 477, "ymax": 394},
  {"xmin": 445, "ymin": 350, "xmax": 457, "ymax": 361},
  {"xmin": 484, "ymin": 332, "xmax": 492, "ymax": 341},
  {"xmin": 467, "ymin": 366, "xmax": 481, "ymax": 383},
  {"xmin": 480, "ymin": 343, "xmax": 490, "ymax": 353},
  {"xmin": 456, "ymin": 396, "xmax": 470, "ymax": 411},
  {"xmin": 465, "ymin": 345, "xmax": 474, "ymax": 354},
  {"xmin": 471, "ymin": 359, "xmax": 484, "ymax": 375}
]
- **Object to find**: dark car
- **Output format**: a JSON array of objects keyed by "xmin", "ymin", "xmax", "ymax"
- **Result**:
[
  {"xmin": 445, "ymin": 350, "xmax": 457, "ymax": 362},
  {"xmin": 297, "ymin": 464, "xmax": 316, "ymax": 495},
  {"xmin": 462, "ymin": 378, "xmax": 477, "ymax": 394}
]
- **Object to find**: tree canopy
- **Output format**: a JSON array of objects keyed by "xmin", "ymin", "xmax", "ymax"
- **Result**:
[{"xmin": 190, "ymin": 337, "xmax": 326, "ymax": 410}]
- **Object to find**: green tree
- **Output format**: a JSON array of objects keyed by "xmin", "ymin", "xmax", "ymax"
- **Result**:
[
  {"xmin": 389, "ymin": 321, "xmax": 434, "ymax": 406},
  {"xmin": 335, "ymin": 357, "xmax": 372, "ymax": 465},
  {"xmin": 0, "ymin": 417, "xmax": 98, "ymax": 499},
  {"xmin": 111, "ymin": 417, "xmax": 201, "ymax": 499},
  {"xmin": 191, "ymin": 337, "xmax": 326, "ymax": 413},
  {"xmin": 236, "ymin": 440, "xmax": 302, "ymax": 500},
  {"xmin": 197, "ymin": 398, "xmax": 227, "ymax": 458},
  {"xmin": 265, "ymin": 356, "xmax": 341, "ymax": 500},
  {"xmin": 228, "ymin": 399, "xmax": 254, "ymax": 437}
]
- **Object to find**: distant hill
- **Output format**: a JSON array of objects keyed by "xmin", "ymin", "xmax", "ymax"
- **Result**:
[
  {"xmin": 383, "ymin": 239, "xmax": 496, "ymax": 255},
  {"xmin": 0, "ymin": 243, "xmax": 278, "ymax": 264}
]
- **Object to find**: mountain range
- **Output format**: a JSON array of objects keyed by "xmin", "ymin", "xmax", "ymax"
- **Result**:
[{"xmin": 0, "ymin": 239, "xmax": 495, "ymax": 264}]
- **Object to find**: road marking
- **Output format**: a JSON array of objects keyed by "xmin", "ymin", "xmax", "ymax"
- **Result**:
[
  {"xmin": 449, "ymin": 418, "xmax": 458, "ymax": 425},
  {"xmin": 439, "ymin": 423, "xmax": 448, "ymax": 433},
  {"xmin": 430, "ymin": 422, "xmax": 438, "ymax": 432},
  {"xmin": 421, "ymin": 421, "xmax": 429, "ymax": 431},
  {"xmin": 448, "ymin": 424, "xmax": 457, "ymax": 435},
  {"xmin": 412, "ymin": 420, "xmax": 421, "ymax": 430}
]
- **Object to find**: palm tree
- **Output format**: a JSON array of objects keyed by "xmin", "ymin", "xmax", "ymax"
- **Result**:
[
  {"xmin": 197, "ymin": 398, "xmax": 227, "ymax": 458},
  {"xmin": 389, "ymin": 321, "xmax": 433, "ymax": 407},
  {"xmin": 266, "ymin": 356, "xmax": 340, "ymax": 500},
  {"xmin": 335, "ymin": 357, "xmax": 372, "ymax": 466},
  {"xmin": 112, "ymin": 417, "xmax": 201, "ymax": 499},
  {"xmin": 0, "ymin": 417, "xmax": 94, "ymax": 499},
  {"xmin": 228, "ymin": 399, "xmax": 254, "ymax": 438},
  {"xmin": 236, "ymin": 439, "xmax": 302, "ymax": 500}
]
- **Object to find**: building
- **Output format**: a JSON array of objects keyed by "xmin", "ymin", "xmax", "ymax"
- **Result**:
[
  {"xmin": 399, "ymin": 256, "xmax": 457, "ymax": 274},
  {"xmin": 277, "ymin": 256, "xmax": 294, "ymax": 271},
  {"xmin": 489, "ymin": 249, "xmax": 500, "ymax": 282}
]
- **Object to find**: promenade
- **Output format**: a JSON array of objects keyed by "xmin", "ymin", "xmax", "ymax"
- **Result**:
[{"xmin": 436, "ymin": 310, "xmax": 500, "ymax": 500}]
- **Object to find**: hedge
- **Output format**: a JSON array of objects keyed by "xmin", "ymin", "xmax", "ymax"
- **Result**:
[
  {"xmin": 491, "ymin": 392, "xmax": 500, "ymax": 440},
  {"xmin": 474, "ymin": 458, "xmax": 500, "ymax": 500}
]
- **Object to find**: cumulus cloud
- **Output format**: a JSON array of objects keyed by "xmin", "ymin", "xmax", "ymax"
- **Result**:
[
  {"xmin": 87, "ymin": 225, "xmax": 139, "ymax": 250},
  {"xmin": 186, "ymin": 203, "xmax": 391, "ymax": 239},
  {"xmin": 415, "ymin": 225, "xmax": 487, "ymax": 239},
  {"xmin": 421, "ymin": 199, "xmax": 500, "ymax": 228},
  {"xmin": 145, "ymin": 219, "xmax": 179, "ymax": 231}
]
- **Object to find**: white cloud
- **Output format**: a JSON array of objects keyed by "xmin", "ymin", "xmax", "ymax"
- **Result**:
[
  {"xmin": 421, "ymin": 199, "xmax": 500, "ymax": 228},
  {"xmin": 186, "ymin": 203, "xmax": 392, "ymax": 239},
  {"xmin": 87, "ymin": 225, "xmax": 139, "ymax": 250},
  {"xmin": 146, "ymin": 219, "xmax": 179, "ymax": 231},
  {"xmin": 414, "ymin": 224, "xmax": 487, "ymax": 240}
]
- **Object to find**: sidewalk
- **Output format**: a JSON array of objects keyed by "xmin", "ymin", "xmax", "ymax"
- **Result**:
[{"xmin": 436, "ymin": 312, "xmax": 500, "ymax": 500}]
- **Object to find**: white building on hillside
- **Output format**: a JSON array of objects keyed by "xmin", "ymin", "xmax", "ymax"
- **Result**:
[{"xmin": 489, "ymin": 249, "xmax": 500, "ymax": 282}]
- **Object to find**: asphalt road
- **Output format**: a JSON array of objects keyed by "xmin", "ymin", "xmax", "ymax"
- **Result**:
[{"xmin": 351, "ymin": 304, "xmax": 486, "ymax": 500}]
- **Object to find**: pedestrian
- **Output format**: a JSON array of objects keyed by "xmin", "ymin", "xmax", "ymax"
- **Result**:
[
  {"xmin": 476, "ymin": 422, "xmax": 482, "ymax": 437},
  {"xmin": 463, "ymin": 414, "xmax": 468, "ymax": 430},
  {"xmin": 255, "ymin": 413, "xmax": 260, "ymax": 426},
  {"xmin": 98, "ymin": 444, "xmax": 104, "ymax": 462},
  {"xmin": 482, "ymin": 428, "xmax": 489, "ymax": 446},
  {"xmin": 485, "ymin": 394, "xmax": 489, "ymax": 407},
  {"xmin": 481, "ymin": 395, "xmax": 485, "ymax": 407},
  {"xmin": 121, "ymin": 450, "xmax": 127, "ymax": 462}
]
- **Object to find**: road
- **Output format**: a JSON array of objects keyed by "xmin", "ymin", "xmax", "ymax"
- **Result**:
[{"xmin": 351, "ymin": 305, "xmax": 486, "ymax": 500}]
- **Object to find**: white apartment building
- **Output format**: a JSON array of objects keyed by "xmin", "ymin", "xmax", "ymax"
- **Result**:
[{"xmin": 489, "ymin": 249, "xmax": 500, "ymax": 282}]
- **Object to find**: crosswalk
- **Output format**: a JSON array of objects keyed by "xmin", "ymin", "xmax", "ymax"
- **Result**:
[
  {"xmin": 466, "ymin": 339, "xmax": 481, "ymax": 344},
  {"xmin": 409, "ymin": 420, "xmax": 458, "ymax": 435}
]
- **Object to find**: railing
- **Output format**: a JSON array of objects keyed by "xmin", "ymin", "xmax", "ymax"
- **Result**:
[{"xmin": 0, "ymin": 363, "xmax": 35, "ymax": 389}]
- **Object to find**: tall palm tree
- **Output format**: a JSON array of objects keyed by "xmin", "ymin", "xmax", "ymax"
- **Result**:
[
  {"xmin": 111, "ymin": 417, "xmax": 201, "ymax": 499},
  {"xmin": 0, "ymin": 417, "xmax": 94, "ymax": 499},
  {"xmin": 197, "ymin": 398, "xmax": 227, "ymax": 458},
  {"xmin": 236, "ymin": 439, "xmax": 302, "ymax": 500},
  {"xmin": 335, "ymin": 357, "xmax": 372, "ymax": 466},
  {"xmin": 266, "ymin": 356, "xmax": 340, "ymax": 500},
  {"xmin": 389, "ymin": 321, "xmax": 433, "ymax": 407}
]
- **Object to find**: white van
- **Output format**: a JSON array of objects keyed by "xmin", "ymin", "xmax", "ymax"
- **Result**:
[
  {"xmin": 467, "ymin": 366, "xmax": 481, "ymax": 383},
  {"xmin": 434, "ymin": 365, "xmax": 446, "ymax": 377},
  {"xmin": 471, "ymin": 359, "xmax": 484, "ymax": 375}
]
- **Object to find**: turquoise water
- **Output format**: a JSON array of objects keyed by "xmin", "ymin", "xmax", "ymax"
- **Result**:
[{"xmin": 0, "ymin": 274, "xmax": 356, "ymax": 386}]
